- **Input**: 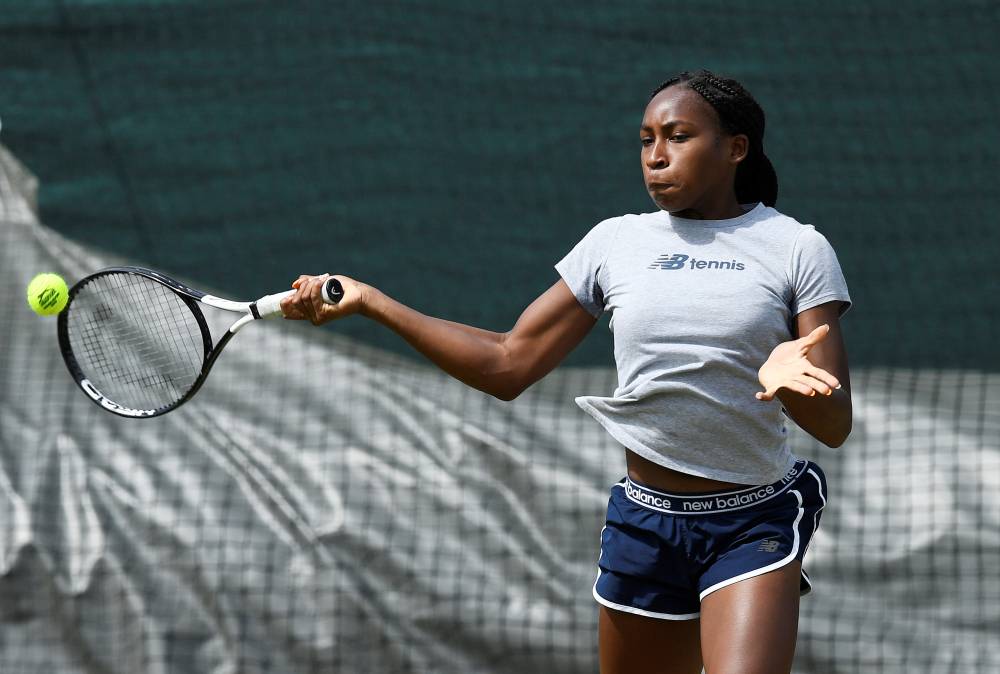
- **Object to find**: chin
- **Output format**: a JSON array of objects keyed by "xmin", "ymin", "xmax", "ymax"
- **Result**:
[
  {"xmin": 647, "ymin": 187, "xmax": 685, "ymax": 211},
  {"xmin": 650, "ymin": 194, "xmax": 683, "ymax": 212}
]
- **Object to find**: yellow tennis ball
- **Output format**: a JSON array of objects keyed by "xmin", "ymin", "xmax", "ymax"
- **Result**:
[{"xmin": 26, "ymin": 273, "xmax": 69, "ymax": 316}]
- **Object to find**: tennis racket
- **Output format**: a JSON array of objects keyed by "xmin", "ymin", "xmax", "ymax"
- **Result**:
[{"xmin": 57, "ymin": 266, "xmax": 344, "ymax": 418}]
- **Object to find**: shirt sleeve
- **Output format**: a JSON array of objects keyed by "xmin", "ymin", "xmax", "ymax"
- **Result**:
[
  {"xmin": 788, "ymin": 226, "xmax": 852, "ymax": 317},
  {"xmin": 554, "ymin": 217, "xmax": 621, "ymax": 318}
]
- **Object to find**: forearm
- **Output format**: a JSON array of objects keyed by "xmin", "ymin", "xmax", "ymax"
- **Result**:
[
  {"xmin": 359, "ymin": 285, "xmax": 520, "ymax": 399},
  {"xmin": 777, "ymin": 386, "xmax": 852, "ymax": 447}
]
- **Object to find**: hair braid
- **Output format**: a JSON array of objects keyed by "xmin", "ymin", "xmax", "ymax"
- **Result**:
[
  {"xmin": 649, "ymin": 75, "xmax": 685, "ymax": 100},
  {"xmin": 648, "ymin": 69, "xmax": 778, "ymax": 206}
]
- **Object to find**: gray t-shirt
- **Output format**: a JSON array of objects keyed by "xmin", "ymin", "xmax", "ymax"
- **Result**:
[{"xmin": 555, "ymin": 202, "xmax": 851, "ymax": 484}]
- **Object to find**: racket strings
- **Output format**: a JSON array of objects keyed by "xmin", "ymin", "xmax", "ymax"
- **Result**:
[{"xmin": 66, "ymin": 273, "xmax": 208, "ymax": 411}]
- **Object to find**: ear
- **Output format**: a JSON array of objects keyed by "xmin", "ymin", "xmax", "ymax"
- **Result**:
[{"xmin": 728, "ymin": 134, "xmax": 750, "ymax": 165}]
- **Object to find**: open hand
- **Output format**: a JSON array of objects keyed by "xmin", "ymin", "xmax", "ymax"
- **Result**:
[{"xmin": 755, "ymin": 324, "xmax": 841, "ymax": 401}]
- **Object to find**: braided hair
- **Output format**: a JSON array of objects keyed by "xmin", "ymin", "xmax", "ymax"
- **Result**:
[{"xmin": 650, "ymin": 70, "xmax": 778, "ymax": 207}]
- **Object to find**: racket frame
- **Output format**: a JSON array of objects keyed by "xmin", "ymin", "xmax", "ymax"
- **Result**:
[{"xmin": 58, "ymin": 266, "xmax": 290, "ymax": 418}]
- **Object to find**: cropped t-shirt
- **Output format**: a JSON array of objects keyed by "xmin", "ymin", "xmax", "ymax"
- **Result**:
[{"xmin": 555, "ymin": 202, "xmax": 851, "ymax": 484}]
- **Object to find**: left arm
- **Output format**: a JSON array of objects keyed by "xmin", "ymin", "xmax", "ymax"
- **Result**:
[{"xmin": 755, "ymin": 301, "xmax": 852, "ymax": 447}]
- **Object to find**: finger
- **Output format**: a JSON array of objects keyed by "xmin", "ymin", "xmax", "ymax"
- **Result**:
[
  {"xmin": 305, "ymin": 278, "xmax": 325, "ymax": 323},
  {"xmin": 805, "ymin": 365, "xmax": 840, "ymax": 391},
  {"xmin": 281, "ymin": 295, "xmax": 301, "ymax": 320},
  {"xmin": 291, "ymin": 281, "xmax": 315, "ymax": 321},
  {"xmin": 785, "ymin": 379, "xmax": 818, "ymax": 397},
  {"xmin": 279, "ymin": 294, "xmax": 302, "ymax": 319},
  {"xmin": 305, "ymin": 275, "xmax": 329, "ymax": 324},
  {"xmin": 308, "ymin": 274, "xmax": 330, "ymax": 303},
  {"xmin": 293, "ymin": 273, "xmax": 324, "ymax": 290},
  {"xmin": 796, "ymin": 374, "xmax": 835, "ymax": 396},
  {"xmin": 309, "ymin": 273, "xmax": 331, "ymax": 300}
]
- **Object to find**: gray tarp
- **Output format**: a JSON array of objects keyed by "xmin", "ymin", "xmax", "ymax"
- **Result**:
[{"xmin": 1, "ymin": 145, "xmax": 998, "ymax": 672}]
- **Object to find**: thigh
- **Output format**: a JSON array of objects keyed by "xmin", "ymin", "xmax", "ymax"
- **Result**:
[
  {"xmin": 699, "ymin": 561, "xmax": 802, "ymax": 674},
  {"xmin": 599, "ymin": 606, "xmax": 703, "ymax": 674}
]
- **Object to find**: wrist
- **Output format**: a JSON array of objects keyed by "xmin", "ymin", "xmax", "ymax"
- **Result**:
[{"xmin": 357, "ymin": 283, "xmax": 380, "ymax": 319}]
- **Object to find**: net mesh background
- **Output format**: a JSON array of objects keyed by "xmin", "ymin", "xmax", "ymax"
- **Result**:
[{"xmin": 1, "ymin": 1, "xmax": 998, "ymax": 672}]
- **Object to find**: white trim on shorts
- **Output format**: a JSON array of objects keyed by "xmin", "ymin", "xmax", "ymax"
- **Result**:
[
  {"xmin": 797, "ymin": 468, "xmax": 827, "ymax": 595},
  {"xmin": 807, "ymin": 468, "xmax": 826, "ymax": 543},
  {"xmin": 698, "ymin": 488, "xmax": 804, "ymax": 601},
  {"xmin": 593, "ymin": 524, "xmax": 700, "ymax": 621},
  {"xmin": 592, "ymin": 579, "xmax": 701, "ymax": 621}
]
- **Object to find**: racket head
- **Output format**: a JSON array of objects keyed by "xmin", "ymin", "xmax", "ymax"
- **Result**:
[{"xmin": 57, "ymin": 267, "xmax": 214, "ymax": 418}]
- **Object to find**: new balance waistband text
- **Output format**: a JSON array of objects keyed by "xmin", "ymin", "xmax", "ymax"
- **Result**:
[
  {"xmin": 619, "ymin": 460, "xmax": 807, "ymax": 515},
  {"xmin": 625, "ymin": 481, "xmax": 671, "ymax": 510}
]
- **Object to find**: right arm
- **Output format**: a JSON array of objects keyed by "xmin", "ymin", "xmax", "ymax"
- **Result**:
[{"xmin": 281, "ymin": 274, "xmax": 598, "ymax": 400}]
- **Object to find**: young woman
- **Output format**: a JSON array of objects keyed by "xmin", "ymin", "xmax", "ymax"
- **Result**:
[{"xmin": 281, "ymin": 69, "xmax": 851, "ymax": 674}]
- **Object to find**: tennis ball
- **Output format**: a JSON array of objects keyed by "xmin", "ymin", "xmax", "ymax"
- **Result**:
[{"xmin": 26, "ymin": 273, "xmax": 69, "ymax": 316}]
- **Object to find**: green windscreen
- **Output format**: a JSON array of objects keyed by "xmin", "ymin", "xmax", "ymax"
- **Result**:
[{"xmin": 3, "ymin": 0, "xmax": 997, "ymax": 369}]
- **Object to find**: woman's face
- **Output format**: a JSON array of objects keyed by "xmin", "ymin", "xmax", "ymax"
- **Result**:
[{"xmin": 640, "ymin": 85, "xmax": 747, "ymax": 217}]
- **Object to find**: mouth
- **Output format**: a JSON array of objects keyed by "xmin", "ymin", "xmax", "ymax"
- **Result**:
[{"xmin": 647, "ymin": 182, "xmax": 674, "ymax": 191}]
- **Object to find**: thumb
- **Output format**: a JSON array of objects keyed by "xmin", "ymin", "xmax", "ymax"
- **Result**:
[{"xmin": 799, "ymin": 323, "xmax": 830, "ymax": 348}]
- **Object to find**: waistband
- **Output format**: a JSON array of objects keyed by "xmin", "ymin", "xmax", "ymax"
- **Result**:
[{"xmin": 617, "ymin": 459, "xmax": 808, "ymax": 515}]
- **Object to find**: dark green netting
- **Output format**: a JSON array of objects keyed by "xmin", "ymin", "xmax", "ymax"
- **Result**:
[{"xmin": 2, "ymin": 0, "xmax": 997, "ymax": 368}]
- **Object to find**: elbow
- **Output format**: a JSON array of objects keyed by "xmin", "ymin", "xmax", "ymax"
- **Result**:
[
  {"xmin": 490, "ymin": 379, "xmax": 526, "ymax": 402},
  {"xmin": 485, "ymin": 338, "xmax": 529, "ymax": 401},
  {"xmin": 821, "ymin": 419, "xmax": 853, "ymax": 448},
  {"xmin": 487, "ymin": 367, "xmax": 532, "ymax": 402},
  {"xmin": 492, "ymin": 389, "xmax": 520, "ymax": 402},
  {"xmin": 816, "ymin": 397, "xmax": 853, "ymax": 448}
]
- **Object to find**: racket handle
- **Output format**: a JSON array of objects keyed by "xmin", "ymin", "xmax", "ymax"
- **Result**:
[
  {"xmin": 322, "ymin": 277, "xmax": 344, "ymax": 304},
  {"xmin": 254, "ymin": 290, "xmax": 295, "ymax": 318}
]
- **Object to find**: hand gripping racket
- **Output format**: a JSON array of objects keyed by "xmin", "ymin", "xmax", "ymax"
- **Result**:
[{"xmin": 57, "ymin": 266, "xmax": 343, "ymax": 418}]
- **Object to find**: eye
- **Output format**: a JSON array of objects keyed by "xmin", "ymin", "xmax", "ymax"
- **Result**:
[
  {"xmin": 640, "ymin": 137, "xmax": 654, "ymax": 147},
  {"xmin": 670, "ymin": 134, "xmax": 689, "ymax": 142}
]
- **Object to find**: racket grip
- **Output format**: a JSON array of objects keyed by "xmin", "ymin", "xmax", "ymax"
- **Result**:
[
  {"xmin": 254, "ymin": 290, "xmax": 295, "ymax": 318},
  {"xmin": 322, "ymin": 277, "xmax": 344, "ymax": 304}
]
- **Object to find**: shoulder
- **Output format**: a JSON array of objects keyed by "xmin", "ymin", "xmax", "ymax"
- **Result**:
[
  {"xmin": 568, "ymin": 211, "xmax": 660, "ymax": 245},
  {"xmin": 752, "ymin": 206, "xmax": 842, "ymax": 252},
  {"xmin": 594, "ymin": 210, "xmax": 662, "ymax": 232},
  {"xmin": 755, "ymin": 205, "xmax": 812, "ymax": 236}
]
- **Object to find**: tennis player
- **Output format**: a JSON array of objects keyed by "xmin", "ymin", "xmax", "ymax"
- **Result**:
[{"xmin": 282, "ymin": 69, "xmax": 851, "ymax": 674}]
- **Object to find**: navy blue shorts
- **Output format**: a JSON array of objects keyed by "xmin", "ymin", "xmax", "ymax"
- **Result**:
[{"xmin": 593, "ymin": 459, "xmax": 827, "ymax": 620}]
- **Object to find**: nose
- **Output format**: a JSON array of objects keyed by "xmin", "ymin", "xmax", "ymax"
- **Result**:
[{"xmin": 645, "ymin": 139, "xmax": 668, "ymax": 170}]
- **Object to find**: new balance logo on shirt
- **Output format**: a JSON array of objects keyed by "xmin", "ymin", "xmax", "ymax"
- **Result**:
[{"xmin": 648, "ymin": 253, "xmax": 746, "ymax": 271}]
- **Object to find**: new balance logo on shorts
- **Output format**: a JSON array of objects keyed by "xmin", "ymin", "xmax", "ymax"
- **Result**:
[
  {"xmin": 757, "ymin": 540, "xmax": 780, "ymax": 553},
  {"xmin": 647, "ymin": 253, "xmax": 746, "ymax": 271}
]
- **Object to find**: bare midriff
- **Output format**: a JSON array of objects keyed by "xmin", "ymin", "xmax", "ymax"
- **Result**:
[{"xmin": 626, "ymin": 449, "xmax": 746, "ymax": 493}]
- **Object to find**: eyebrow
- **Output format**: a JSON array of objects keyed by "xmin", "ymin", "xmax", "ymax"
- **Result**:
[{"xmin": 640, "ymin": 119, "xmax": 696, "ymax": 132}]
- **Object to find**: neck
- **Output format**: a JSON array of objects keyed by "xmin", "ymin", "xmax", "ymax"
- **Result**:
[
  {"xmin": 670, "ymin": 203, "xmax": 744, "ymax": 220},
  {"xmin": 670, "ymin": 193, "xmax": 745, "ymax": 220}
]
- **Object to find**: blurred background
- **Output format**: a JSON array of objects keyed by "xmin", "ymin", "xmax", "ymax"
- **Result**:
[{"xmin": 1, "ymin": 1, "xmax": 997, "ymax": 672}]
